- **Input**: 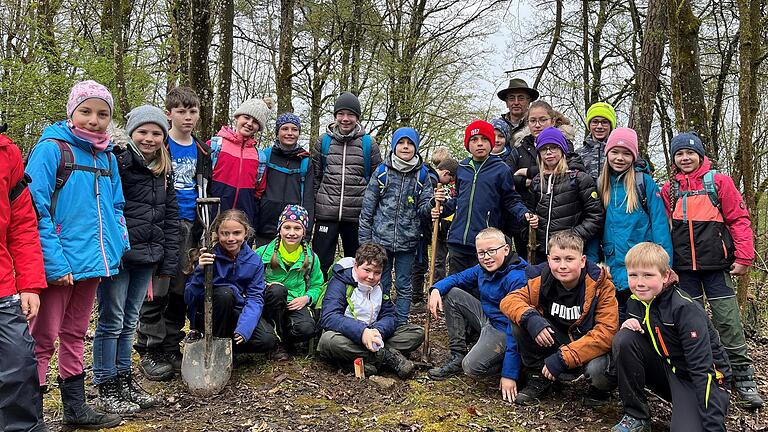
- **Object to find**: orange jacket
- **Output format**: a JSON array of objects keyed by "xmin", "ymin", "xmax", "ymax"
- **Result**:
[{"xmin": 501, "ymin": 262, "xmax": 618, "ymax": 370}]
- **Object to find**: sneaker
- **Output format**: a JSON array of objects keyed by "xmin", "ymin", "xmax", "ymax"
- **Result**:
[
  {"xmin": 380, "ymin": 348, "xmax": 416, "ymax": 379},
  {"xmin": 582, "ymin": 385, "xmax": 610, "ymax": 407},
  {"xmin": 427, "ymin": 352, "xmax": 465, "ymax": 380},
  {"xmin": 269, "ymin": 344, "xmax": 290, "ymax": 362},
  {"xmin": 117, "ymin": 371, "xmax": 159, "ymax": 410},
  {"xmin": 96, "ymin": 376, "xmax": 140, "ymax": 415},
  {"xmin": 164, "ymin": 351, "xmax": 183, "ymax": 373},
  {"xmin": 138, "ymin": 352, "xmax": 174, "ymax": 381},
  {"xmin": 611, "ymin": 414, "xmax": 651, "ymax": 432},
  {"xmin": 733, "ymin": 365, "xmax": 765, "ymax": 409},
  {"xmin": 514, "ymin": 373, "xmax": 552, "ymax": 406}
]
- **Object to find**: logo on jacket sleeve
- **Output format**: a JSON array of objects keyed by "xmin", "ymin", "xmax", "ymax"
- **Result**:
[
  {"xmin": 591, "ymin": 191, "xmax": 598, "ymax": 199},
  {"xmin": 690, "ymin": 330, "xmax": 698, "ymax": 339}
]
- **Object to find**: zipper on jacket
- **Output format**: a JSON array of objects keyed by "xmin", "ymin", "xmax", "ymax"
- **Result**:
[
  {"xmin": 368, "ymin": 290, "xmax": 374, "ymax": 325},
  {"xmin": 232, "ymin": 143, "xmax": 245, "ymax": 208},
  {"xmin": 394, "ymin": 171, "xmax": 406, "ymax": 247},
  {"xmin": 544, "ymin": 174, "xmax": 555, "ymax": 254},
  {"xmin": 94, "ymin": 152, "xmax": 110, "ymax": 277},
  {"xmin": 462, "ymin": 159, "xmax": 487, "ymax": 244},
  {"xmin": 338, "ymin": 142, "xmax": 348, "ymax": 222},
  {"xmin": 683, "ymin": 175, "xmax": 697, "ymax": 270}
]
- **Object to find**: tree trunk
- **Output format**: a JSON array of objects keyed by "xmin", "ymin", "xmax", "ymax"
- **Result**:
[
  {"xmin": 581, "ymin": 0, "xmax": 590, "ymax": 115},
  {"xmin": 276, "ymin": 0, "xmax": 295, "ymax": 114},
  {"xmin": 709, "ymin": 33, "xmax": 739, "ymax": 158},
  {"xmin": 170, "ymin": 0, "xmax": 192, "ymax": 87},
  {"xmin": 628, "ymin": 0, "xmax": 667, "ymax": 156},
  {"xmin": 214, "ymin": 0, "xmax": 234, "ymax": 131},
  {"xmin": 36, "ymin": 0, "xmax": 62, "ymax": 75},
  {"xmin": 534, "ymin": 0, "xmax": 562, "ymax": 89},
  {"xmin": 188, "ymin": 0, "xmax": 214, "ymax": 137},
  {"xmin": 588, "ymin": 0, "xmax": 608, "ymax": 104},
  {"xmin": 734, "ymin": 0, "xmax": 762, "ymax": 309},
  {"xmin": 668, "ymin": 0, "xmax": 711, "ymax": 157},
  {"xmin": 112, "ymin": 0, "xmax": 131, "ymax": 121}
]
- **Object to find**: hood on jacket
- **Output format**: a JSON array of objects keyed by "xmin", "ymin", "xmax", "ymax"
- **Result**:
[
  {"xmin": 391, "ymin": 127, "xmax": 420, "ymax": 152},
  {"xmin": 565, "ymin": 152, "xmax": 587, "ymax": 173},
  {"xmin": 39, "ymin": 121, "xmax": 114, "ymax": 153},
  {"xmin": 217, "ymin": 125, "xmax": 256, "ymax": 148},
  {"xmin": 331, "ymin": 256, "xmax": 357, "ymax": 286}
]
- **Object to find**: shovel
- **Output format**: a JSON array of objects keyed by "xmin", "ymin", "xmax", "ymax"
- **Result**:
[
  {"xmin": 421, "ymin": 183, "xmax": 443, "ymax": 364},
  {"xmin": 181, "ymin": 196, "xmax": 233, "ymax": 396}
]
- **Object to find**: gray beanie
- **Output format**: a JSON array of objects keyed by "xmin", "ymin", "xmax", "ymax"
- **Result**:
[
  {"xmin": 126, "ymin": 105, "xmax": 169, "ymax": 139},
  {"xmin": 333, "ymin": 92, "xmax": 362, "ymax": 118},
  {"xmin": 233, "ymin": 98, "xmax": 272, "ymax": 132}
]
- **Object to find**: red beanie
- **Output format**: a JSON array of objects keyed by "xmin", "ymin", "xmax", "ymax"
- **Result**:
[{"xmin": 464, "ymin": 120, "xmax": 496, "ymax": 150}]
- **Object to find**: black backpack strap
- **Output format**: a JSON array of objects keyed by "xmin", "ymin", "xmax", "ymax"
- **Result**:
[
  {"xmin": 9, "ymin": 173, "xmax": 31, "ymax": 202},
  {"xmin": 48, "ymin": 140, "xmax": 112, "ymax": 219}
]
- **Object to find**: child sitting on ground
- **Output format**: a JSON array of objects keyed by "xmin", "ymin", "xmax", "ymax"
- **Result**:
[
  {"xmin": 317, "ymin": 243, "xmax": 424, "ymax": 378},
  {"xmin": 427, "ymin": 228, "xmax": 527, "ymax": 404},
  {"xmin": 501, "ymin": 231, "xmax": 617, "ymax": 406},
  {"xmin": 611, "ymin": 242, "xmax": 730, "ymax": 432}
]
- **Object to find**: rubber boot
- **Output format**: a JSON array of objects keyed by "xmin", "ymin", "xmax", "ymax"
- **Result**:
[{"xmin": 58, "ymin": 373, "xmax": 122, "ymax": 429}]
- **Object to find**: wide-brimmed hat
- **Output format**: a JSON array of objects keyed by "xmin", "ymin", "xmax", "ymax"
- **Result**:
[{"xmin": 497, "ymin": 78, "xmax": 540, "ymax": 102}]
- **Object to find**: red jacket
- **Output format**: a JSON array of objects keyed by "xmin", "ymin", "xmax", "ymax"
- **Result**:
[
  {"xmin": 0, "ymin": 134, "xmax": 46, "ymax": 297},
  {"xmin": 661, "ymin": 157, "xmax": 754, "ymax": 269}
]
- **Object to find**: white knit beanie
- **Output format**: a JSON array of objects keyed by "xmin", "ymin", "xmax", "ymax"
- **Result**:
[{"xmin": 233, "ymin": 97, "xmax": 274, "ymax": 132}]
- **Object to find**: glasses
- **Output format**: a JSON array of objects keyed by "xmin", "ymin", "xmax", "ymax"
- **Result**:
[
  {"xmin": 590, "ymin": 119, "xmax": 611, "ymax": 127},
  {"xmin": 529, "ymin": 117, "xmax": 551, "ymax": 126},
  {"xmin": 540, "ymin": 145, "xmax": 561, "ymax": 154},
  {"xmin": 476, "ymin": 245, "xmax": 506, "ymax": 259},
  {"xmin": 506, "ymin": 95, "xmax": 530, "ymax": 102}
]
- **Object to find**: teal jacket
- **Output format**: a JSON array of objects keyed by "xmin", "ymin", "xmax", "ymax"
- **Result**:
[{"xmin": 255, "ymin": 239, "xmax": 323, "ymax": 305}]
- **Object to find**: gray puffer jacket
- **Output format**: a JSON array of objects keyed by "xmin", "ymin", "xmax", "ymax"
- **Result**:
[
  {"xmin": 358, "ymin": 155, "xmax": 434, "ymax": 252},
  {"xmin": 312, "ymin": 123, "xmax": 382, "ymax": 222},
  {"xmin": 576, "ymin": 135, "xmax": 606, "ymax": 181}
]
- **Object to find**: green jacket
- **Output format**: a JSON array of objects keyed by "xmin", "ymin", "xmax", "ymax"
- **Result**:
[{"xmin": 254, "ymin": 239, "xmax": 323, "ymax": 305}]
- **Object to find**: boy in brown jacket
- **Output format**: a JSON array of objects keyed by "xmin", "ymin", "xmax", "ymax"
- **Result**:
[{"xmin": 501, "ymin": 231, "xmax": 618, "ymax": 406}]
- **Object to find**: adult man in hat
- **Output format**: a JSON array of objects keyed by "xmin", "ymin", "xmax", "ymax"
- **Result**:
[{"xmin": 498, "ymin": 78, "xmax": 540, "ymax": 137}]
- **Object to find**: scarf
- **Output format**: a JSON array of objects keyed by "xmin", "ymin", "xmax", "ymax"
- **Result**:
[
  {"xmin": 69, "ymin": 123, "xmax": 110, "ymax": 151},
  {"xmin": 391, "ymin": 153, "xmax": 419, "ymax": 173},
  {"xmin": 279, "ymin": 241, "xmax": 303, "ymax": 267}
]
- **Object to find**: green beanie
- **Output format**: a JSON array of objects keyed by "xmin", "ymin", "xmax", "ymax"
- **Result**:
[{"xmin": 586, "ymin": 102, "xmax": 616, "ymax": 130}]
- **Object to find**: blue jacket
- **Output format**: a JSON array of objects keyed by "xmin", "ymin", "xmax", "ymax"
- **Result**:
[
  {"xmin": 603, "ymin": 170, "xmax": 673, "ymax": 291},
  {"xmin": 442, "ymin": 156, "xmax": 528, "ymax": 252},
  {"xmin": 358, "ymin": 155, "xmax": 433, "ymax": 252},
  {"xmin": 432, "ymin": 255, "xmax": 528, "ymax": 380},
  {"xmin": 319, "ymin": 258, "xmax": 396, "ymax": 344},
  {"xmin": 184, "ymin": 245, "xmax": 265, "ymax": 341},
  {"xmin": 25, "ymin": 121, "xmax": 129, "ymax": 281}
]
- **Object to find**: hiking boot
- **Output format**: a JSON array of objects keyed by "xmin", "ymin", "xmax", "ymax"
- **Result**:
[
  {"xmin": 96, "ymin": 376, "xmax": 140, "ymax": 414},
  {"xmin": 59, "ymin": 373, "xmax": 122, "ymax": 429},
  {"xmin": 515, "ymin": 372, "xmax": 552, "ymax": 406},
  {"xmin": 164, "ymin": 351, "xmax": 183, "ymax": 373},
  {"xmin": 611, "ymin": 414, "xmax": 651, "ymax": 432},
  {"xmin": 117, "ymin": 371, "xmax": 159, "ymax": 409},
  {"xmin": 582, "ymin": 385, "xmax": 611, "ymax": 407},
  {"xmin": 733, "ymin": 365, "xmax": 765, "ymax": 409},
  {"xmin": 270, "ymin": 344, "xmax": 290, "ymax": 362},
  {"xmin": 380, "ymin": 348, "xmax": 415, "ymax": 379},
  {"xmin": 139, "ymin": 351, "xmax": 174, "ymax": 381},
  {"xmin": 427, "ymin": 351, "xmax": 465, "ymax": 380}
]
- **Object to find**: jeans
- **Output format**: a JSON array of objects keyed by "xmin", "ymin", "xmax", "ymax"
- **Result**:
[
  {"xmin": 380, "ymin": 250, "xmax": 416, "ymax": 326},
  {"xmin": 93, "ymin": 265, "xmax": 154, "ymax": 384}
]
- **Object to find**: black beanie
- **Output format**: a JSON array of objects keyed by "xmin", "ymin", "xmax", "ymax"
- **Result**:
[{"xmin": 334, "ymin": 91, "xmax": 362, "ymax": 118}]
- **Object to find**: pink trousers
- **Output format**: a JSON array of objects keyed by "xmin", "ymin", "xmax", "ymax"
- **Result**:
[{"xmin": 29, "ymin": 278, "xmax": 98, "ymax": 385}]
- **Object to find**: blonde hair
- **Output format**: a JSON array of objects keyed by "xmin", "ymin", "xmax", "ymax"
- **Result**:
[
  {"xmin": 625, "ymin": 242, "xmax": 670, "ymax": 274},
  {"xmin": 537, "ymin": 149, "xmax": 568, "ymax": 195},
  {"xmin": 528, "ymin": 101, "xmax": 555, "ymax": 120},
  {"xmin": 547, "ymin": 231, "xmax": 584, "ymax": 254},
  {"xmin": 598, "ymin": 162, "xmax": 639, "ymax": 213},
  {"xmin": 150, "ymin": 143, "xmax": 172, "ymax": 177},
  {"xmin": 185, "ymin": 209, "xmax": 253, "ymax": 274},
  {"xmin": 431, "ymin": 146, "xmax": 450, "ymax": 166},
  {"xmin": 476, "ymin": 227, "xmax": 506, "ymax": 245}
]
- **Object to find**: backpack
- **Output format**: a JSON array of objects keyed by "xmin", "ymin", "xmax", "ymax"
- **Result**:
[
  {"xmin": 8, "ymin": 173, "xmax": 31, "ymax": 203},
  {"xmin": 28, "ymin": 139, "xmax": 113, "ymax": 219},
  {"xmin": 633, "ymin": 159, "xmax": 655, "ymax": 215},
  {"xmin": 670, "ymin": 170, "xmax": 720, "ymax": 214},
  {"xmin": 209, "ymin": 136, "xmax": 223, "ymax": 167},
  {"xmin": 375, "ymin": 164, "xmax": 431, "ymax": 198},
  {"xmin": 320, "ymin": 134, "xmax": 373, "ymax": 181},
  {"xmin": 256, "ymin": 147, "xmax": 311, "ymax": 204}
]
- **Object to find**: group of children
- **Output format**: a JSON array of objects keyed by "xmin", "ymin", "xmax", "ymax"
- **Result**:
[{"xmin": 0, "ymin": 77, "xmax": 761, "ymax": 432}]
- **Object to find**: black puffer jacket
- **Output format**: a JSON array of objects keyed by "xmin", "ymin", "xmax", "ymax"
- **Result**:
[
  {"xmin": 312, "ymin": 123, "xmax": 382, "ymax": 222},
  {"xmin": 258, "ymin": 143, "xmax": 315, "ymax": 238},
  {"xmin": 529, "ymin": 154, "xmax": 603, "ymax": 257},
  {"xmin": 115, "ymin": 145, "xmax": 181, "ymax": 276},
  {"xmin": 505, "ymin": 134, "xmax": 539, "ymax": 209}
]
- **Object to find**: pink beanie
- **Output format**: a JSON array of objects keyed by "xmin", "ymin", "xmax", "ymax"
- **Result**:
[
  {"xmin": 67, "ymin": 80, "xmax": 114, "ymax": 118},
  {"xmin": 605, "ymin": 127, "xmax": 638, "ymax": 161}
]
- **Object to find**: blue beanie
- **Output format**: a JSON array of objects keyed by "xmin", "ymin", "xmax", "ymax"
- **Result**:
[
  {"xmin": 491, "ymin": 118, "xmax": 510, "ymax": 142},
  {"xmin": 275, "ymin": 113, "xmax": 301, "ymax": 134},
  {"xmin": 535, "ymin": 127, "xmax": 569, "ymax": 155},
  {"xmin": 391, "ymin": 127, "xmax": 420, "ymax": 152},
  {"xmin": 670, "ymin": 132, "xmax": 705, "ymax": 160}
]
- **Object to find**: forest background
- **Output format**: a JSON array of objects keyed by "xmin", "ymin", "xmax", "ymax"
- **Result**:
[{"xmin": 0, "ymin": 0, "xmax": 767, "ymax": 320}]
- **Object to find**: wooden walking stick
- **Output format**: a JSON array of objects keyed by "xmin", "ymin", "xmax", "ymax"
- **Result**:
[
  {"xmin": 422, "ymin": 183, "xmax": 443, "ymax": 363},
  {"xmin": 527, "ymin": 222, "xmax": 537, "ymax": 262}
]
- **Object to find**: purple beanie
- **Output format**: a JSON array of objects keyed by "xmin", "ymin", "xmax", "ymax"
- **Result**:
[{"xmin": 535, "ymin": 127, "xmax": 569, "ymax": 155}]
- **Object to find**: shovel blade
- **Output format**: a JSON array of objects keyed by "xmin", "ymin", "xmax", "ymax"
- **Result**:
[{"xmin": 181, "ymin": 337, "xmax": 233, "ymax": 396}]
